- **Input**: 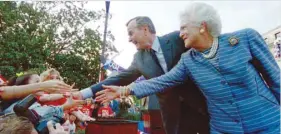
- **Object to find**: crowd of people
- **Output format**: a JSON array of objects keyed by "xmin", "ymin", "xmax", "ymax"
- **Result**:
[
  {"xmin": 0, "ymin": 2, "xmax": 280, "ymax": 134},
  {"xmin": 0, "ymin": 69, "xmax": 98, "ymax": 133},
  {"xmin": 0, "ymin": 68, "xmax": 96, "ymax": 134},
  {"xmin": 95, "ymin": 97, "xmax": 140, "ymax": 118},
  {"xmin": 0, "ymin": 68, "xmax": 140, "ymax": 134}
]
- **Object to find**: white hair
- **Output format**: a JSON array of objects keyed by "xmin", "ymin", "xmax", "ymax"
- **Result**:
[{"xmin": 180, "ymin": 2, "xmax": 222, "ymax": 37}]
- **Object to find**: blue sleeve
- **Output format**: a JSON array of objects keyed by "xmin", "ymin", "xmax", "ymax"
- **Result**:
[{"xmin": 247, "ymin": 28, "xmax": 280, "ymax": 102}]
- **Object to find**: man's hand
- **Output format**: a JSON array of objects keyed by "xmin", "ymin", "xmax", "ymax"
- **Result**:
[
  {"xmin": 71, "ymin": 91, "xmax": 83, "ymax": 100},
  {"xmin": 95, "ymin": 85, "xmax": 123, "ymax": 104},
  {"xmin": 47, "ymin": 121, "xmax": 68, "ymax": 134}
]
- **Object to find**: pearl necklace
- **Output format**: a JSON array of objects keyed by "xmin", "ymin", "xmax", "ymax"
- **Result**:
[{"xmin": 202, "ymin": 38, "xmax": 219, "ymax": 59}]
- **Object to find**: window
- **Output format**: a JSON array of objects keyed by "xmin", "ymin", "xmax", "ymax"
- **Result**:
[{"xmin": 275, "ymin": 32, "xmax": 281, "ymax": 39}]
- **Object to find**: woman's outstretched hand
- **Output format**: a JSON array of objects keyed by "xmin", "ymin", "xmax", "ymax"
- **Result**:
[{"xmin": 95, "ymin": 85, "xmax": 123, "ymax": 104}]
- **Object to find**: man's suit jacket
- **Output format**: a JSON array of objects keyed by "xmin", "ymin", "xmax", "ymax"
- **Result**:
[
  {"xmin": 89, "ymin": 31, "xmax": 207, "ymax": 113},
  {"xmin": 88, "ymin": 31, "xmax": 209, "ymax": 134},
  {"xmin": 131, "ymin": 28, "xmax": 280, "ymax": 133}
]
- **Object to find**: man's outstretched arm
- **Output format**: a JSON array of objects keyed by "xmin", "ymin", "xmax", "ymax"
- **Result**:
[
  {"xmin": 77, "ymin": 56, "xmax": 142, "ymax": 99},
  {"xmin": 95, "ymin": 56, "xmax": 189, "ymax": 103}
]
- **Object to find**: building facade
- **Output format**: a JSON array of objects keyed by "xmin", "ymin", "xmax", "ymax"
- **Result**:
[{"xmin": 263, "ymin": 25, "xmax": 281, "ymax": 52}]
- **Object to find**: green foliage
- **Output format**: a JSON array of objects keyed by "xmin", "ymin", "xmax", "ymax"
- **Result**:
[
  {"xmin": 76, "ymin": 129, "xmax": 85, "ymax": 134},
  {"xmin": 131, "ymin": 96, "xmax": 142, "ymax": 107},
  {"xmin": 0, "ymin": 1, "xmax": 116, "ymax": 88},
  {"xmin": 118, "ymin": 112, "xmax": 141, "ymax": 121}
]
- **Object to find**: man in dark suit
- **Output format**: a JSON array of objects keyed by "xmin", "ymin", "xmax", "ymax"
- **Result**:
[{"xmin": 74, "ymin": 16, "xmax": 209, "ymax": 134}]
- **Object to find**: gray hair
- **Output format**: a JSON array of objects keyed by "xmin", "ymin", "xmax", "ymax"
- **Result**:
[
  {"xmin": 126, "ymin": 16, "xmax": 156, "ymax": 34},
  {"xmin": 180, "ymin": 2, "xmax": 222, "ymax": 37}
]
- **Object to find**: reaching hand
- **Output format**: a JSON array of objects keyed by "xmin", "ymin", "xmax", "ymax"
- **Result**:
[
  {"xmin": 39, "ymin": 80, "xmax": 74, "ymax": 94},
  {"xmin": 71, "ymin": 91, "xmax": 83, "ymax": 100},
  {"xmin": 63, "ymin": 97, "xmax": 85, "ymax": 111},
  {"xmin": 47, "ymin": 121, "xmax": 68, "ymax": 134},
  {"xmin": 95, "ymin": 85, "xmax": 123, "ymax": 104},
  {"xmin": 62, "ymin": 84, "xmax": 86, "ymax": 111}
]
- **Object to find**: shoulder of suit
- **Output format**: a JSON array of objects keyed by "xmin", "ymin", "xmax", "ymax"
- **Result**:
[
  {"xmin": 220, "ymin": 28, "xmax": 258, "ymax": 39},
  {"xmin": 134, "ymin": 49, "xmax": 145, "ymax": 58},
  {"xmin": 133, "ymin": 51, "xmax": 141, "ymax": 57},
  {"xmin": 181, "ymin": 49, "xmax": 193, "ymax": 58},
  {"xmin": 159, "ymin": 31, "xmax": 181, "ymax": 40}
]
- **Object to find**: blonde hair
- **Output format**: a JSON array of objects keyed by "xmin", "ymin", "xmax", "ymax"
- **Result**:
[
  {"xmin": 40, "ymin": 68, "xmax": 63, "ymax": 82},
  {"xmin": 86, "ymin": 98, "xmax": 94, "ymax": 104}
]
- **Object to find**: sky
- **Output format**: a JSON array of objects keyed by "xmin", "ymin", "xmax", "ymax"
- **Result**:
[{"xmin": 84, "ymin": 1, "xmax": 281, "ymax": 68}]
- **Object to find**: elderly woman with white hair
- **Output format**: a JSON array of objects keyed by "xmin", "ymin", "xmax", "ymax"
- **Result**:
[{"xmin": 96, "ymin": 2, "xmax": 280, "ymax": 133}]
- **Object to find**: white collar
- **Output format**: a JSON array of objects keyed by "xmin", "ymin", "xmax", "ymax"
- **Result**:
[{"xmin": 151, "ymin": 37, "xmax": 161, "ymax": 52}]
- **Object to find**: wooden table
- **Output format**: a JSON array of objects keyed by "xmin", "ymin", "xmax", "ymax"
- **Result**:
[{"xmin": 86, "ymin": 118, "xmax": 138, "ymax": 134}]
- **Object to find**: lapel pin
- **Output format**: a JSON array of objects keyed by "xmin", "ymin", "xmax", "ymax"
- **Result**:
[{"xmin": 229, "ymin": 37, "xmax": 239, "ymax": 46}]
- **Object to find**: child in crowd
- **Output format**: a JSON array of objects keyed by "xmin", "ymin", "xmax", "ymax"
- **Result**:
[
  {"xmin": 81, "ymin": 98, "xmax": 94, "ymax": 117},
  {"xmin": 62, "ymin": 113, "xmax": 76, "ymax": 134},
  {"xmin": 35, "ymin": 68, "xmax": 94, "ymax": 122},
  {"xmin": 98, "ymin": 102, "xmax": 114, "ymax": 118}
]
